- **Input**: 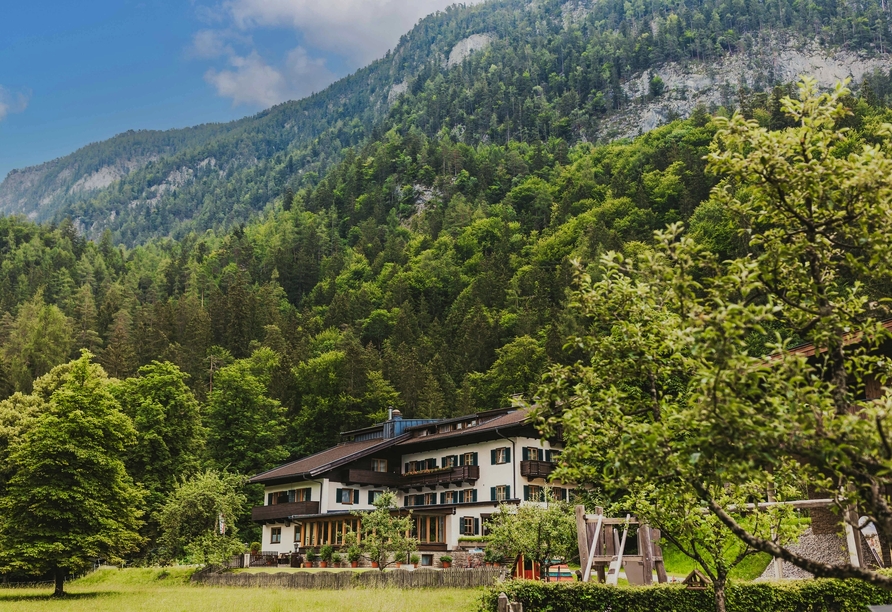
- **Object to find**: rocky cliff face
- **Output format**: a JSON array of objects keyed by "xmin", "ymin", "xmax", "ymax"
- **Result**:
[{"xmin": 603, "ymin": 36, "xmax": 892, "ymax": 140}]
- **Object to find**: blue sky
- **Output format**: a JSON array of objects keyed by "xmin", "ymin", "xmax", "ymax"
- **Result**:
[{"xmin": 0, "ymin": 0, "xmax": 461, "ymax": 180}]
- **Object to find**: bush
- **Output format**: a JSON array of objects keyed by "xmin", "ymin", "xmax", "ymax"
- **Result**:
[{"xmin": 480, "ymin": 578, "xmax": 892, "ymax": 612}]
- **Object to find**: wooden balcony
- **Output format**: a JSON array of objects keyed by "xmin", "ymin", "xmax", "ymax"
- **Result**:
[
  {"xmin": 402, "ymin": 465, "xmax": 479, "ymax": 489},
  {"xmin": 346, "ymin": 469, "xmax": 403, "ymax": 487},
  {"xmin": 251, "ymin": 501, "xmax": 320, "ymax": 523},
  {"xmin": 348, "ymin": 466, "xmax": 481, "ymax": 489},
  {"xmin": 520, "ymin": 460, "xmax": 554, "ymax": 479}
]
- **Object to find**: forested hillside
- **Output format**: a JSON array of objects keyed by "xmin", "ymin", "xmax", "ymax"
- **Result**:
[
  {"xmin": 4, "ymin": 0, "xmax": 892, "ymax": 245},
  {"xmin": 2, "ymin": 91, "xmax": 890, "ymax": 468}
]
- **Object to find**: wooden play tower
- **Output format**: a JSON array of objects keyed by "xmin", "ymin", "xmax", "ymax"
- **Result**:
[{"xmin": 575, "ymin": 506, "xmax": 668, "ymax": 585}]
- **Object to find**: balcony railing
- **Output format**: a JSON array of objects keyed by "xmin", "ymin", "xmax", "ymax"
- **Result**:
[
  {"xmin": 346, "ymin": 465, "xmax": 481, "ymax": 489},
  {"xmin": 346, "ymin": 469, "xmax": 403, "ymax": 487},
  {"xmin": 251, "ymin": 500, "xmax": 320, "ymax": 522},
  {"xmin": 402, "ymin": 465, "xmax": 479, "ymax": 488},
  {"xmin": 520, "ymin": 460, "xmax": 554, "ymax": 479}
]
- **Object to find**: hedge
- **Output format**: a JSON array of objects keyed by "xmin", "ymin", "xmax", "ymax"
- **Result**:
[{"xmin": 480, "ymin": 578, "xmax": 892, "ymax": 612}]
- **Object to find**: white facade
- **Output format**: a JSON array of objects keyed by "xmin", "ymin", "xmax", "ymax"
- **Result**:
[{"xmin": 256, "ymin": 426, "xmax": 569, "ymax": 556}]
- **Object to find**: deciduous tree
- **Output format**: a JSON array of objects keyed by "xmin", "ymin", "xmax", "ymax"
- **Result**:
[{"xmin": 0, "ymin": 353, "xmax": 143, "ymax": 596}]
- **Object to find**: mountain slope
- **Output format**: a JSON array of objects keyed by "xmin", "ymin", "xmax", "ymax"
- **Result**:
[{"xmin": 3, "ymin": 0, "xmax": 892, "ymax": 246}]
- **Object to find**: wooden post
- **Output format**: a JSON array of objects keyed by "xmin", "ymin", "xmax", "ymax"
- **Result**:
[
  {"xmin": 498, "ymin": 592, "xmax": 509, "ymax": 612},
  {"xmin": 639, "ymin": 522, "xmax": 653, "ymax": 585},
  {"xmin": 606, "ymin": 514, "xmax": 631, "ymax": 586},
  {"xmin": 652, "ymin": 528, "xmax": 668, "ymax": 583},
  {"xmin": 582, "ymin": 512, "xmax": 604, "ymax": 582},
  {"xmin": 575, "ymin": 505, "xmax": 589, "ymax": 569}
]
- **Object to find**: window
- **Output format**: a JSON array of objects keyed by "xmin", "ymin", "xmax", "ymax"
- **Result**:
[
  {"xmin": 442, "ymin": 455, "xmax": 457, "ymax": 468},
  {"xmin": 270, "ymin": 527, "xmax": 282, "ymax": 544},
  {"xmin": 460, "ymin": 452, "xmax": 478, "ymax": 466},
  {"xmin": 491, "ymin": 447, "xmax": 510, "ymax": 464},
  {"xmin": 368, "ymin": 490, "xmax": 383, "ymax": 504},
  {"xmin": 461, "ymin": 516, "xmax": 479, "ymax": 536},
  {"xmin": 421, "ymin": 554, "xmax": 434, "ymax": 566},
  {"xmin": 424, "ymin": 493, "xmax": 438, "ymax": 506},
  {"xmin": 441, "ymin": 490, "xmax": 458, "ymax": 504},
  {"xmin": 523, "ymin": 447, "xmax": 544, "ymax": 461},
  {"xmin": 268, "ymin": 487, "xmax": 311, "ymax": 505},
  {"xmin": 301, "ymin": 518, "xmax": 358, "ymax": 547},
  {"xmin": 545, "ymin": 449, "xmax": 560, "ymax": 463},
  {"xmin": 462, "ymin": 489, "xmax": 477, "ymax": 503},
  {"xmin": 413, "ymin": 516, "xmax": 446, "ymax": 543},
  {"xmin": 371, "ymin": 458, "xmax": 388, "ymax": 473},
  {"xmin": 336, "ymin": 488, "xmax": 358, "ymax": 505},
  {"xmin": 524, "ymin": 485, "xmax": 544, "ymax": 502},
  {"xmin": 491, "ymin": 485, "xmax": 510, "ymax": 502}
]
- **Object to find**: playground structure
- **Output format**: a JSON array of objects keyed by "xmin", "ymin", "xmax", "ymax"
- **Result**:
[
  {"xmin": 574, "ymin": 506, "xmax": 667, "ymax": 585},
  {"xmin": 575, "ymin": 499, "xmax": 882, "ymax": 584}
]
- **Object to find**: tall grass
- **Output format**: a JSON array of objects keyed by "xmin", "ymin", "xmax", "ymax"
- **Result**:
[{"xmin": 0, "ymin": 567, "xmax": 481, "ymax": 612}]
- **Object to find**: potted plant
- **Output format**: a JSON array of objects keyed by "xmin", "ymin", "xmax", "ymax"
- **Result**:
[
  {"xmin": 250, "ymin": 541, "xmax": 261, "ymax": 556},
  {"xmin": 305, "ymin": 548, "xmax": 317, "ymax": 568},
  {"xmin": 410, "ymin": 553, "xmax": 420, "ymax": 568},
  {"xmin": 347, "ymin": 546, "xmax": 361, "ymax": 568},
  {"xmin": 319, "ymin": 544, "xmax": 334, "ymax": 568},
  {"xmin": 439, "ymin": 555, "xmax": 452, "ymax": 569},
  {"xmin": 331, "ymin": 552, "xmax": 342, "ymax": 568}
]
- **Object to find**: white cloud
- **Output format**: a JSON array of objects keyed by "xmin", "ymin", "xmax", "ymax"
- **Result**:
[
  {"xmin": 191, "ymin": 29, "xmax": 236, "ymax": 59},
  {"xmin": 204, "ymin": 47, "xmax": 334, "ymax": 107},
  {"xmin": 0, "ymin": 87, "xmax": 30, "ymax": 122},
  {"xmin": 205, "ymin": 52, "xmax": 287, "ymax": 107},
  {"xmin": 194, "ymin": 0, "xmax": 473, "ymax": 107},
  {"xmin": 226, "ymin": 0, "xmax": 459, "ymax": 66},
  {"xmin": 284, "ymin": 46, "xmax": 335, "ymax": 97}
]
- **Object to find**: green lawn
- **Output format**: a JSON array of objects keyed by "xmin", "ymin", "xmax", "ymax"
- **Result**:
[
  {"xmin": 0, "ymin": 567, "xmax": 482, "ymax": 612},
  {"xmin": 661, "ymin": 544, "xmax": 773, "ymax": 581}
]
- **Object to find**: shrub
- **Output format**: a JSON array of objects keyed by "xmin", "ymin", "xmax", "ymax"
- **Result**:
[{"xmin": 480, "ymin": 579, "xmax": 892, "ymax": 612}]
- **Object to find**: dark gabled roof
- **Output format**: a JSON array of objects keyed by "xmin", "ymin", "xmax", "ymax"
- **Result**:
[
  {"xmin": 249, "ymin": 435, "xmax": 408, "ymax": 485},
  {"xmin": 398, "ymin": 408, "xmax": 530, "ymax": 447}
]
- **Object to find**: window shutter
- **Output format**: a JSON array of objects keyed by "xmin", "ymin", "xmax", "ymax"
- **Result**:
[
  {"xmin": 505, "ymin": 447, "xmax": 511, "ymax": 462},
  {"xmin": 472, "ymin": 489, "xmax": 478, "ymax": 502},
  {"xmin": 440, "ymin": 492, "xmax": 446, "ymax": 504},
  {"xmin": 442, "ymin": 456, "xmax": 449, "ymax": 468},
  {"xmin": 491, "ymin": 487, "xmax": 496, "ymax": 501},
  {"xmin": 523, "ymin": 485, "xmax": 530, "ymax": 501},
  {"xmin": 353, "ymin": 489, "xmax": 359, "ymax": 504},
  {"xmin": 537, "ymin": 448, "xmax": 544, "ymax": 461},
  {"xmin": 267, "ymin": 493, "xmax": 273, "ymax": 505},
  {"xmin": 506, "ymin": 486, "xmax": 511, "ymax": 499},
  {"xmin": 368, "ymin": 491, "xmax": 375, "ymax": 504},
  {"xmin": 459, "ymin": 519, "xmax": 467, "ymax": 535},
  {"xmin": 405, "ymin": 462, "xmax": 410, "ymax": 473},
  {"xmin": 471, "ymin": 452, "xmax": 478, "ymax": 466},
  {"xmin": 335, "ymin": 488, "xmax": 343, "ymax": 503},
  {"xmin": 474, "ymin": 518, "xmax": 480, "ymax": 535},
  {"xmin": 522, "ymin": 448, "xmax": 529, "ymax": 461},
  {"xmin": 491, "ymin": 449, "xmax": 497, "ymax": 464},
  {"xmin": 545, "ymin": 449, "xmax": 552, "ymax": 462}
]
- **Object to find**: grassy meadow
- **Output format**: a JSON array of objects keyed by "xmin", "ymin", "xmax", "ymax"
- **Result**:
[{"xmin": 0, "ymin": 567, "xmax": 482, "ymax": 612}]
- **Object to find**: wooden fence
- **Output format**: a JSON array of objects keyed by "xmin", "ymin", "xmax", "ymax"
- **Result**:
[{"xmin": 193, "ymin": 567, "xmax": 506, "ymax": 590}]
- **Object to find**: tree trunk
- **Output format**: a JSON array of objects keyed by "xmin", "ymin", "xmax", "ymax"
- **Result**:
[
  {"xmin": 713, "ymin": 576, "xmax": 727, "ymax": 612},
  {"xmin": 53, "ymin": 568, "xmax": 65, "ymax": 598}
]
